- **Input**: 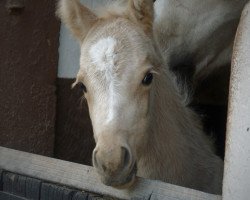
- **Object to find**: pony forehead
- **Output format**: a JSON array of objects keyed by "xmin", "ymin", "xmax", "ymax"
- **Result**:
[
  {"xmin": 79, "ymin": 18, "xmax": 156, "ymax": 77},
  {"xmin": 89, "ymin": 36, "xmax": 117, "ymax": 72}
]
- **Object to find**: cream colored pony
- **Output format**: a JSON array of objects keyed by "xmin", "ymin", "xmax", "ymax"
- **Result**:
[{"xmin": 57, "ymin": 0, "xmax": 223, "ymax": 194}]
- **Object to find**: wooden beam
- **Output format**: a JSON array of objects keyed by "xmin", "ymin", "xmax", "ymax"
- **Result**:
[
  {"xmin": 1, "ymin": 171, "xmax": 111, "ymax": 200},
  {"xmin": 0, "ymin": 147, "xmax": 221, "ymax": 200},
  {"xmin": 223, "ymin": 2, "xmax": 250, "ymax": 200}
]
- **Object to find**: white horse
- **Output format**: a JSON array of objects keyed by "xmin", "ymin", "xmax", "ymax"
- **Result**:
[
  {"xmin": 154, "ymin": 0, "xmax": 248, "ymax": 83},
  {"xmin": 57, "ymin": 0, "xmax": 223, "ymax": 194}
]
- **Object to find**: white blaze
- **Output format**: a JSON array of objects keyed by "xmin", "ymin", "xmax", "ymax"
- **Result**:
[
  {"xmin": 89, "ymin": 37, "xmax": 119, "ymax": 123},
  {"xmin": 89, "ymin": 37, "xmax": 117, "ymax": 73}
]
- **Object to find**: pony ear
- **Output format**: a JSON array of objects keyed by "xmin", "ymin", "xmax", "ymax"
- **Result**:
[
  {"xmin": 57, "ymin": 0, "xmax": 98, "ymax": 41},
  {"xmin": 128, "ymin": 0, "xmax": 154, "ymax": 35}
]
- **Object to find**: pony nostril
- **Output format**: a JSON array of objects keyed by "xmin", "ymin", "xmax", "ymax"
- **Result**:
[
  {"xmin": 121, "ymin": 147, "xmax": 131, "ymax": 168},
  {"xmin": 93, "ymin": 147, "xmax": 132, "ymax": 173},
  {"xmin": 93, "ymin": 150, "xmax": 107, "ymax": 172},
  {"xmin": 93, "ymin": 150, "xmax": 108, "ymax": 172}
]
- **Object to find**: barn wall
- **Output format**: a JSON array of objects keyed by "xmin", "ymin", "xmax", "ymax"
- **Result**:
[{"xmin": 0, "ymin": 0, "xmax": 60, "ymax": 156}]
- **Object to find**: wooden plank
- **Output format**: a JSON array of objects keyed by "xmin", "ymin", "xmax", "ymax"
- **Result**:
[
  {"xmin": 2, "ymin": 172, "xmax": 26, "ymax": 197},
  {"xmin": 2, "ymin": 172, "xmax": 16, "ymax": 194},
  {"xmin": 0, "ymin": 146, "xmax": 221, "ymax": 200},
  {"xmin": 72, "ymin": 192, "xmax": 89, "ymax": 200},
  {"xmin": 87, "ymin": 194, "xmax": 114, "ymax": 200},
  {"xmin": 25, "ymin": 177, "xmax": 41, "ymax": 200},
  {"xmin": 13, "ymin": 175, "xmax": 26, "ymax": 197},
  {"xmin": 223, "ymin": 2, "xmax": 250, "ymax": 200},
  {"xmin": 0, "ymin": 191, "xmax": 27, "ymax": 200},
  {"xmin": 1, "ymin": 171, "xmax": 111, "ymax": 200},
  {"xmin": 40, "ymin": 183, "xmax": 74, "ymax": 200},
  {"xmin": 2, "ymin": 172, "xmax": 41, "ymax": 200},
  {"xmin": 0, "ymin": 170, "xmax": 3, "ymax": 191}
]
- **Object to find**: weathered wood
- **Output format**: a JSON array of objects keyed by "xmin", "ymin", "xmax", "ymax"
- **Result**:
[
  {"xmin": 2, "ymin": 171, "xmax": 42, "ymax": 200},
  {"xmin": 0, "ymin": 170, "xmax": 3, "ymax": 191},
  {"xmin": 223, "ymin": 2, "xmax": 250, "ymax": 200},
  {"xmin": 0, "ymin": 171, "xmax": 112, "ymax": 200},
  {"xmin": 40, "ymin": 183, "xmax": 74, "ymax": 200},
  {"xmin": 25, "ymin": 177, "xmax": 41, "ymax": 200},
  {"xmin": 3, "ymin": 173, "xmax": 16, "ymax": 194},
  {"xmin": 72, "ymin": 192, "xmax": 89, "ymax": 200},
  {"xmin": 13, "ymin": 175, "xmax": 26, "ymax": 197},
  {"xmin": 87, "ymin": 194, "xmax": 114, "ymax": 200},
  {"xmin": 0, "ymin": 146, "xmax": 221, "ymax": 200},
  {"xmin": 0, "ymin": 191, "xmax": 27, "ymax": 200}
]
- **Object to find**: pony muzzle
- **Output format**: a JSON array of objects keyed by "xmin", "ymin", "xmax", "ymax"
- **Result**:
[{"xmin": 93, "ymin": 145, "xmax": 137, "ymax": 187}]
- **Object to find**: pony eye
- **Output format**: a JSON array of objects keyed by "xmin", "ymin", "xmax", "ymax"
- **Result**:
[
  {"xmin": 78, "ymin": 82, "xmax": 87, "ymax": 93},
  {"xmin": 142, "ymin": 73, "xmax": 153, "ymax": 86}
]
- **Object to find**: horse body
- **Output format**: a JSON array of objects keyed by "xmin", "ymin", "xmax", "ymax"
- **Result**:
[
  {"xmin": 57, "ymin": 0, "xmax": 224, "ymax": 194},
  {"xmin": 154, "ymin": 0, "xmax": 248, "ymax": 81}
]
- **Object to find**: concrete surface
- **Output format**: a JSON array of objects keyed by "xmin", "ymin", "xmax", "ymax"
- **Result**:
[{"xmin": 223, "ymin": 2, "xmax": 250, "ymax": 200}]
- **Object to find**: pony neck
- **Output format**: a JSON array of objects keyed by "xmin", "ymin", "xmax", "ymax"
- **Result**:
[{"xmin": 137, "ymin": 54, "xmax": 214, "ymax": 187}]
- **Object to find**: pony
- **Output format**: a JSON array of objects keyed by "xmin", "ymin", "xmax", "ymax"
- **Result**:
[
  {"xmin": 57, "ymin": 0, "xmax": 223, "ymax": 194},
  {"xmin": 154, "ymin": 0, "xmax": 248, "ymax": 85}
]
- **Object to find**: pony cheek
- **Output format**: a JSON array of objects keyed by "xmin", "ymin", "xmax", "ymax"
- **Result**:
[{"xmin": 130, "ymin": 118, "xmax": 149, "ymax": 159}]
